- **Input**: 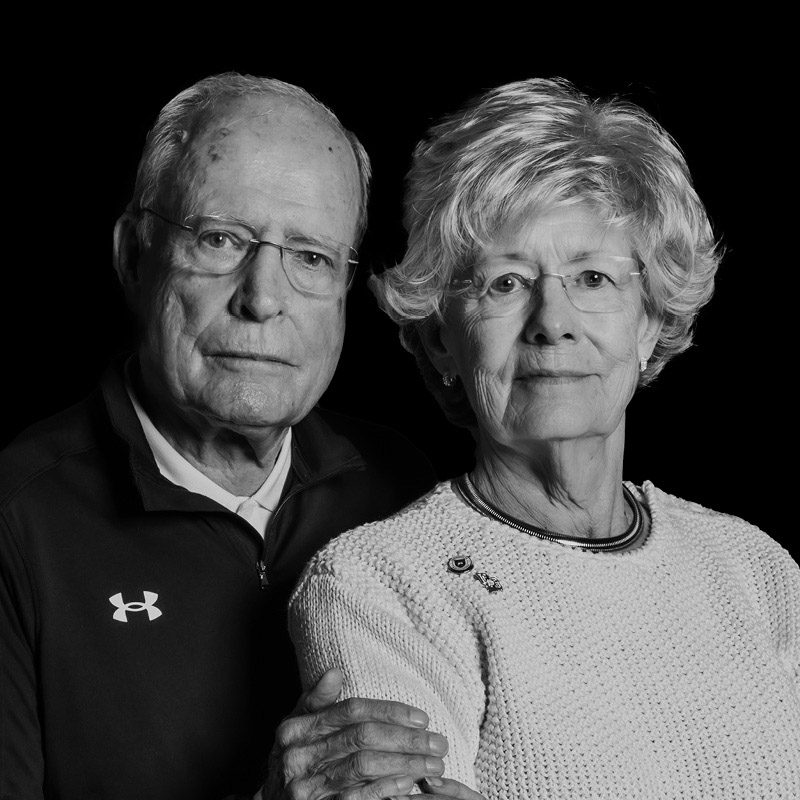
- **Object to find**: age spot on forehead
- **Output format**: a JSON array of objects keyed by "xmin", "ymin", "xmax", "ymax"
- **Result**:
[{"xmin": 203, "ymin": 127, "xmax": 234, "ymax": 163}]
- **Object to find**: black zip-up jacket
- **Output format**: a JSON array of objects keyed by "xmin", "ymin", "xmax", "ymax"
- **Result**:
[{"xmin": 0, "ymin": 358, "xmax": 437, "ymax": 800}]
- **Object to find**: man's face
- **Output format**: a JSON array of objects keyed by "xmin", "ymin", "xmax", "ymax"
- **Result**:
[{"xmin": 134, "ymin": 96, "xmax": 360, "ymax": 439}]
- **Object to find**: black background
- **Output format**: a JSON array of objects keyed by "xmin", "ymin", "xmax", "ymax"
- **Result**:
[{"xmin": 3, "ymin": 40, "xmax": 792, "ymax": 558}]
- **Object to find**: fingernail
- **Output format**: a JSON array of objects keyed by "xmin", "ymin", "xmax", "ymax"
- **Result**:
[
  {"xmin": 409, "ymin": 709, "xmax": 428, "ymax": 727},
  {"xmin": 425, "ymin": 757, "xmax": 445, "ymax": 774},
  {"xmin": 428, "ymin": 733, "xmax": 448, "ymax": 755},
  {"xmin": 394, "ymin": 775, "xmax": 415, "ymax": 792},
  {"xmin": 424, "ymin": 777, "xmax": 444, "ymax": 787}
]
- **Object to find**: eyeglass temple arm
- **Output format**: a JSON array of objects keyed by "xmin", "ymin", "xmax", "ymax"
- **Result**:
[{"xmin": 141, "ymin": 207, "xmax": 193, "ymax": 232}]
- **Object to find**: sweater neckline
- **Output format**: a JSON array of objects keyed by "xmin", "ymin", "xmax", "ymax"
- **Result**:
[{"xmin": 448, "ymin": 478, "xmax": 660, "ymax": 558}]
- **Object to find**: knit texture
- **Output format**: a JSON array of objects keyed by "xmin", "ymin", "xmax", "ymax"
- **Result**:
[{"xmin": 289, "ymin": 481, "xmax": 800, "ymax": 799}]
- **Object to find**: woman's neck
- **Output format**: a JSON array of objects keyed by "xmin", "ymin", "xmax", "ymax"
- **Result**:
[{"xmin": 471, "ymin": 428, "xmax": 629, "ymax": 539}]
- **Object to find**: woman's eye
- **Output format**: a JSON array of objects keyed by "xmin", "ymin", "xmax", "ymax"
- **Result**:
[
  {"xmin": 487, "ymin": 273, "xmax": 526, "ymax": 294},
  {"xmin": 578, "ymin": 270, "xmax": 614, "ymax": 289}
]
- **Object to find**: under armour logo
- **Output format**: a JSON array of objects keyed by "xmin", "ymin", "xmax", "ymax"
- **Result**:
[{"xmin": 109, "ymin": 591, "xmax": 163, "ymax": 623}]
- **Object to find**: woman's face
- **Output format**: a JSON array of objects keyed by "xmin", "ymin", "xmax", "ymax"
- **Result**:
[{"xmin": 435, "ymin": 205, "xmax": 662, "ymax": 452}]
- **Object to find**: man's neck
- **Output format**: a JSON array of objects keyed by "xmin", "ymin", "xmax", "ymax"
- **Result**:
[{"xmin": 130, "ymin": 368, "xmax": 288, "ymax": 496}]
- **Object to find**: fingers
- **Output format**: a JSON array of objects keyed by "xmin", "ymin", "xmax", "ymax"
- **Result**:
[
  {"xmin": 336, "ymin": 774, "xmax": 415, "ymax": 800},
  {"xmin": 281, "ymin": 720, "xmax": 447, "ymax": 783},
  {"xmin": 417, "ymin": 777, "xmax": 487, "ymax": 799},
  {"xmin": 277, "ymin": 695, "xmax": 431, "ymax": 755},
  {"xmin": 313, "ymin": 697, "xmax": 430, "ymax": 737},
  {"xmin": 287, "ymin": 754, "xmax": 443, "ymax": 800},
  {"xmin": 321, "ymin": 719, "xmax": 447, "ymax": 762},
  {"xmin": 273, "ymin": 693, "xmax": 447, "ymax": 799}
]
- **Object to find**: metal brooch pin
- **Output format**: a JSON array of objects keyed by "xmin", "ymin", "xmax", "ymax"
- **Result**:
[
  {"xmin": 474, "ymin": 572, "xmax": 503, "ymax": 593},
  {"xmin": 446, "ymin": 555, "xmax": 474, "ymax": 574}
]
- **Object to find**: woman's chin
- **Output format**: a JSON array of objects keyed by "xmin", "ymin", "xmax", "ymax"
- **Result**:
[{"xmin": 493, "ymin": 411, "xmax": 622, "ymax": 449}]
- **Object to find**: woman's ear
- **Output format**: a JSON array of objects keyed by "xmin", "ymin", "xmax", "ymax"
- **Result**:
[
  {"xmin": 638, "ymin": 314, "xmax": 664, "ymax": 363},
  {"xmin": 113, "ymin": 213, "xmax": 143, "ymax": 311},
  {"xmin": 416, "ymin": 317, "xmax": 458, "ymax": 379}
]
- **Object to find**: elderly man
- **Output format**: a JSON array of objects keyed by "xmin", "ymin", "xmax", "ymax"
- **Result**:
[{"xmin": 0, "ymin": 74, "xmax": 482, "ymax": 800}]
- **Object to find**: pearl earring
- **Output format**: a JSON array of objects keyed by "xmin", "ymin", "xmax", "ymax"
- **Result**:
[
  {"xmin": 639, "ymin": 358, "xmax": 648, "ymax": 373},
  {"xmin": 442, "ymin": 370, "xmax": 456, "ymax": 387}
]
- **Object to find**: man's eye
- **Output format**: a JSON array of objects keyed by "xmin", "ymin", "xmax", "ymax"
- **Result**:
[
  {"xmin": 578, "ymin": 270, "xmax": 614, "ymax": 289},
  {"xmin": 198, "ymin": 230, "xmax": 242, "ymax": 250},
  {"xmin": 487, "ymin": 273, "xmax": 526, "ymax": 294},
  {"xmin": 295, "ymin": 250, "xmax": 333, "ymax": 271}
]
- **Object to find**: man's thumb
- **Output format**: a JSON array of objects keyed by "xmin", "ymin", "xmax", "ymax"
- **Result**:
[{"xmin": 301, "ymin": 668, "xmax": 343, "ymax": 713}]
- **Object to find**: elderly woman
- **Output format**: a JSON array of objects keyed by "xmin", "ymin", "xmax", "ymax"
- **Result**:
[{"xmin": 288, "ymin": 79, "xmax": 800, "ymax": 798}]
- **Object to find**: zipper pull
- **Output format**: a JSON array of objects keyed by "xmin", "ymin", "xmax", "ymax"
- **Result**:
[{"xmin": 256, "ymin": 560, "xmax": 269, "ymax": 589}]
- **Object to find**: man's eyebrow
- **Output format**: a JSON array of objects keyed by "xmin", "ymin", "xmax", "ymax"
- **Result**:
[
  {"xmin": 186, "ymin": 212, "xmax": 258, "ymax": 232},
  {"xmin": 189, "ymin": 213, "xmax": 350, "ymax": 251},
  {"xmin": 282, "ymin": 230, "xmax": 350, "ymax": 252}
]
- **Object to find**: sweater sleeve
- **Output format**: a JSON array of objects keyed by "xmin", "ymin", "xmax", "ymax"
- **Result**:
[
  {"xmin": 757, "ymin": 541, "xmax": 800, "ymax": 690},
  {"xmin": 288, "ymin": 564, "xmax": 484, "ymax": 789},
  {"xmin": 0, "ymin": 514, "xmax": 44, "ymax": 799},
  {"xmin": 722, "ymin": 519, "xmax": 800, "ymax": 691}
]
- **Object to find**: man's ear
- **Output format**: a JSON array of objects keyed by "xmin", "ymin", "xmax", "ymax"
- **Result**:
[
  {"xmin": 113, "ymin": 213, "xmax": 143, "ymax": 311},
  {"xmin": 416, "ymin": 317, "xmax": 458, "ymax": 379}
]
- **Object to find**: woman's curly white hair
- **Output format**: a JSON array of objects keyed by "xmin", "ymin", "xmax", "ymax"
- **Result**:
[{"xmin": 370, "ymin": 77, "xmax": 722, "ymax": 429}]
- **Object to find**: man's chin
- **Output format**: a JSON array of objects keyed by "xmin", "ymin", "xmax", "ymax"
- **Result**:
[{"xmin": 198, "ymin": 391, "xmax": 309, "ymax": 434}]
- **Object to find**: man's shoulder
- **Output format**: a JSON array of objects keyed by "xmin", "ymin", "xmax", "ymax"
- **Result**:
[
  {"xmin": 285, "ymin": 407, "xmax": 438, "ymax": 545},
  {"xmin": 299, "ymin": 406, "xmax": 434, "ymax": 474},
  {"xmin": 313, "ymin": 406, "xmax": 424, "ymax": 452},
  {"xmin": 0, "ymin": 389, "xmax": 107, "ymax": 506}
]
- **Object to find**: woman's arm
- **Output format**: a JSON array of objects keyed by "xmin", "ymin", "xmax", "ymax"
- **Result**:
[{"xmin": 288, "ymin": 563, "xmax": 485, "ymax": 789}]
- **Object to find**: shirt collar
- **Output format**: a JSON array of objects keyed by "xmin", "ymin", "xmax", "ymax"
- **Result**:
[
  {"xmin": 101, "ymin": 354, "xmax": 366, "ymax": 513},
  {"xmin": 124, "ymin": 365, "xmax": 292, "ymax": 519}
]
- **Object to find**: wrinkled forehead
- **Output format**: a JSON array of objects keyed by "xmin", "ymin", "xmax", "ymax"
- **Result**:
[
  {"xmin": 168, "ymin": 94, "xmax": 359, "ymax": 214},
  {"xmin": 190, "ymin": 94, "xmax": 343, "ymax": 150}
]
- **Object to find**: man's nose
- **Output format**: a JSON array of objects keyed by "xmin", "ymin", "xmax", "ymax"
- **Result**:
[
  {"xmin": 523, "ymin": 273, "xmax": 580, "ymax": 345},
  {"xmin": 230, "ymin": 243, "xmax": 290, "ymax": 322}
]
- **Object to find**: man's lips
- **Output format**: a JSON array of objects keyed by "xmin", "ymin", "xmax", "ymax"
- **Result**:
[{"xmin": 206, "ymin": 351, "xmax": 296, "ymax": 367}]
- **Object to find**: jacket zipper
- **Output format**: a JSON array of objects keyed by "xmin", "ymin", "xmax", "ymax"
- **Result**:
[{"xmin": 254, "ymin": 461, "xmax": 362, "ymax": 589}]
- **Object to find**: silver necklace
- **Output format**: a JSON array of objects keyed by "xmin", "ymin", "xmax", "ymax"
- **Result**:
[{"xmin": 456, "ymin": 473, "xmax": 645, "ymax": 552}]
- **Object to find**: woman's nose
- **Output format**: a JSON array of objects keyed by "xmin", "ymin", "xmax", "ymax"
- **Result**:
[{"xmin": 522, "ymin": 274, "xmax": 580, "ymax": 344}]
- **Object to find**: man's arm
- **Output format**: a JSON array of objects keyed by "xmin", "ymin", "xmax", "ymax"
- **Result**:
[
  {"xmin": 262, "ymin": 669, "xmax": 486, "ymax": 800},
  {"xmin": 0, "ymin": 516, "xmax": 44, "ymax": 799}
]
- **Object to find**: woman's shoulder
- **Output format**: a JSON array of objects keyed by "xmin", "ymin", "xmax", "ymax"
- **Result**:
[
  {"xmin": 639, "ymin": 480, "xmax": 796, "ymax": 568},
  {"xmin": 303, "ymin": 480, "xmax": 464, "ymax": 573}
]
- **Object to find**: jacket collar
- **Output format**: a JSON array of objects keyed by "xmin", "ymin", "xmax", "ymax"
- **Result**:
[{"xmin": 100, "ymin": 354, "xmax": 366, "ymax": 513}]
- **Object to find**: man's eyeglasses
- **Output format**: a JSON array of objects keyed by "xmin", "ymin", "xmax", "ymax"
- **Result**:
[
  {"xmin": 142, "ymin": 208, "xmax": 358, "ymax": 296},
  {"xmin": 449, "ymin": 255, "xmax": 641, "ymax": 314}
]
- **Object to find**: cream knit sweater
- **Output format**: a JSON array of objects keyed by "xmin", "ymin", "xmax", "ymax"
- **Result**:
[{"xmin": 288, "ymin": 481, "xmax": 800, "ymax": 798}]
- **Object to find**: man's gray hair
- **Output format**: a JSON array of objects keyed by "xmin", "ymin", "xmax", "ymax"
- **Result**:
[{"xmin": 130, "ymin": 72, "xmax": 371, "ymax": 247}]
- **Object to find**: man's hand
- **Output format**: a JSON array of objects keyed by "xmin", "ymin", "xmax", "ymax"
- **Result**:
[
  {"xmin": 262, "ymin": 668, "xmax": 485, "ymax": 799},
  {"xmin": 415, "ymin": 777, "xmax": 487, "ymax": 799}
]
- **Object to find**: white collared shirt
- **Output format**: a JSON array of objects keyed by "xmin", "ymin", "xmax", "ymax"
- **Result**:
[{"xmin": 126, "ymin": 379, "xmax": 292, "ymax": 538}]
